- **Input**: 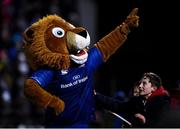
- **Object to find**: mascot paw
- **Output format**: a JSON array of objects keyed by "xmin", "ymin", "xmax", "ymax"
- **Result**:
[
  {"xmin": 49, "ymin": 96, "xmax": 65, "ymax": 115},
  {"xmin": 125, "ymin": 8, "xmax": 139, "ymax": 28}
]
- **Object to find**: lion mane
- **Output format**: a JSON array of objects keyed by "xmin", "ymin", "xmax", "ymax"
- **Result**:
[{"xmin": 23, "ymin": 15, "xmax": 70, "ymax": 70}]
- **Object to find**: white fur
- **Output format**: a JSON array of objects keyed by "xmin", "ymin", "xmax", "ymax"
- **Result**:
[{"xmin": 75, "ymin": 31, "xmax": 90, "ymax": 50}]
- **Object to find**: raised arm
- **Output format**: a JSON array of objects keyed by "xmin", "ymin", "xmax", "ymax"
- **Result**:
[{"xmin": 95, "ymin": 8, "xmax": 139, "ymax": 61}]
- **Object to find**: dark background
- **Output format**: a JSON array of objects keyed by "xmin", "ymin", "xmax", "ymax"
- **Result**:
[
  {"xmin": 95, "ymin": 0, "xmax": 179, "ymax": 94},
  {"xmin": 0, "ymin": 0, "xmax": 179, "ymax": 127}
]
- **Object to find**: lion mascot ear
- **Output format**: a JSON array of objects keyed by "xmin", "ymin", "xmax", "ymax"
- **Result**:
[
  {"xmin": 23, "ymin": 26, "xmax": 35, "ymax": 43},
  {"xmin": 23, "ymin": 26, "xmax": 37, "ymax": 70}
]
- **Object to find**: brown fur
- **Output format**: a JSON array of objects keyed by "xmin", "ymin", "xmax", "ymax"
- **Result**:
[
  {"xmin": 24, "ymin": 79, "xmax": 65, "ymax": 114},
  {"xmin": 95, "ymin": 24, "xmax": 128, "ymax": 61},
  {"xmin": 23, "ymin": 15, "xmax": 71, "ymax": 70}
]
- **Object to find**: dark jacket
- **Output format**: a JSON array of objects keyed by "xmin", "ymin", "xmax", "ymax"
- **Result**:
[{"xmin": 95, "ymin": 86, "xmax": 171, "ymax": 127}]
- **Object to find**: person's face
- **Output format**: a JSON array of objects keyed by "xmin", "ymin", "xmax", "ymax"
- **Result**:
[
  {"xmin": 133, "ymin": 85, "xmax": 140, "ymax": 96},
  {"xmin": 138, "ymin": 77, "xmax": 156, "ymax": 97}
]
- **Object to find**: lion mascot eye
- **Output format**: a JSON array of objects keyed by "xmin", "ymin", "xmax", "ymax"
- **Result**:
[{"xmin": 52, "ymin": 27, "xmax": 65, "ymax": 38}]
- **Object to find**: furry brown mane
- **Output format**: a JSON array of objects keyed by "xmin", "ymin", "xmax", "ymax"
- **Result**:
[{"xmin": 24, "ymin": 15, "xmax": 70, "ymax": 70}]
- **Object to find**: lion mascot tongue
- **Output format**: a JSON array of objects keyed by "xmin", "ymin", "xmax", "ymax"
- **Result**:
[{"xmin": 23, "ymin": 8, "xmax": 139, "ymax": 128}]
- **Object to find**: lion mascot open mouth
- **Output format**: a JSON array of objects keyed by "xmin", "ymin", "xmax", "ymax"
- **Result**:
[{"xmin": 23, "ymin": 8, "xmax": 139, "ymax": 128}]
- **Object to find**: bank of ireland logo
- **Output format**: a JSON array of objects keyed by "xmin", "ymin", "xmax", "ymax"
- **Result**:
[{"xmin": 73, "ymin": 75, "xmax": 80, "ymax": 80}]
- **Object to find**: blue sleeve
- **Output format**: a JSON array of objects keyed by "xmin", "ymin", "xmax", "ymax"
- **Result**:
[
  {"xmin": 87, "ymin": 47, "xmax": 104, "ymax": 71},
  {"xmin": 30, "ymin": 69, "xmax": 54, "ymax": 88}
]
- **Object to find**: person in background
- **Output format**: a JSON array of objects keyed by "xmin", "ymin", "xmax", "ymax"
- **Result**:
[
  {"xmin": 94, "ymin": 72, "xmax": 171, "ymax": 127},
  {"xmin": 132, "ymin": 81, "xmax": 140, "ymax": 97}
]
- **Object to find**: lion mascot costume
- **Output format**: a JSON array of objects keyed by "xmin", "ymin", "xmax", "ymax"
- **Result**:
[{"xmin": 23, "ymin": 8, "xmax": 139, "ymax": 127}]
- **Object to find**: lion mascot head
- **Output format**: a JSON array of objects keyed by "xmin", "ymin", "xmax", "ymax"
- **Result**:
[{"xmin": 23, "ymin": 15, "xmax": 91, "ymax": 70}]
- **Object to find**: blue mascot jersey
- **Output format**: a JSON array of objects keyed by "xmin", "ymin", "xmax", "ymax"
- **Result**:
[{"xmin": 30, "ymin": 47, "xmax": 103, "ymax": 127}]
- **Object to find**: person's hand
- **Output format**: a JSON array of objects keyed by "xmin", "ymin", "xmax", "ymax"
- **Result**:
[
  {"xmin": 125, "ymin": 8, "xmax": 139, "ymax": 28},
  {"xmin": 134, "ymin": 113, "xmax": 146, "ymax": 124}
]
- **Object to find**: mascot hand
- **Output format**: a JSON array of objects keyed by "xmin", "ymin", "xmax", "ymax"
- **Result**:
[
  {"xmin": 125, "ymin": 8, "xmax": 139, "ymax": 28},
  {"xmin": 49, "ymin": 96, "xmax": 65, "ymax": 115}
]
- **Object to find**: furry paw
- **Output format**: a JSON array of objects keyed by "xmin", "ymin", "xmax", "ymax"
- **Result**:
[
  {"xmin": 125, "ymin": 8, "xmax": 139, "ymax": 28},
  {"xmin": 49, "ymin": 96, "xmax": 65, "ymax": 115}
]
